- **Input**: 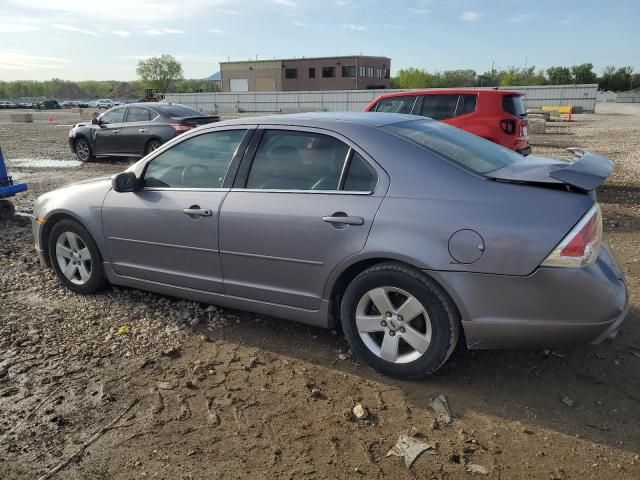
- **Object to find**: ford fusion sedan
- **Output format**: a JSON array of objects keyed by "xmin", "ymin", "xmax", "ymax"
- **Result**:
[
  {"xmin": 34, "ymin": 113, "xmax": 628, "ymax": 378},
  {"xmin": 68, "ymin": 103, "xmax": 220, "ymax": 162}
]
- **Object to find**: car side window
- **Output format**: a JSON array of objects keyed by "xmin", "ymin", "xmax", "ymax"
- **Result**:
[
  {"xmin": 460, "ymin": 94, "xmax": 477, "ymax": 115},
  {"xmin": 419, "ymin": 95, "xmax": 460, "ymax": 120},
  {"xmin": 144, "ymin": 130, "xmax": 247, "ymax": 189},
  {"xmin": 343, "ymin": 152, "xmax": 378, "ymax": 192},
  {"xmin": 126, "ymin": 107, "xmax": 150, "ymax": 122},
  {"xmin": 246, "ymin": 130, "xmax": 350, "ymax": 190},
  {"xmin": 375, "ymin": 96, "xmax": 417, "ymax": 114},
  {"xmin": 100, "ymin": 108, "xmax": 125, "ymax": 124}
]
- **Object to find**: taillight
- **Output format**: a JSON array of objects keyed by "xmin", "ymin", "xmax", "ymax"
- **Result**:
[
  {"xmin": 542, "ymin": 205, "xmax": 602, "ymax": 268},
  {"xmin": 500, "ymin": 119, "xmax": 516, "ymax": 135},
  {"xmin": 171, "ymin": 124, "xmax": 196, "ymax": 134}
]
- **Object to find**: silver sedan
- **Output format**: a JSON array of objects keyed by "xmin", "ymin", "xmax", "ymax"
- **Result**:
[{"xmin": 32, "ymin": 113, "xmax": 628, "ymax": 378}]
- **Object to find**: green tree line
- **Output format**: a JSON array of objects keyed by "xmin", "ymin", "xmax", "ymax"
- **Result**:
[
  {"xmin": 0, "ymin": 78, "xmax": 220, "ymax": 100},
  {"xmin": 391, "ymin": 63, "xmax": 639, "ymax": 91}
]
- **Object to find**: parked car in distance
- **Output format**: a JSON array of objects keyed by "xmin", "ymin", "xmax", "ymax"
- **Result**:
[
  {"xmin": 17, "ymin": 102, "xmax": 34, "ymax": 108},
  {"xmin": 365, "ymin": 89, "xmax": 531, "ymax": 155},
  {"xmin": 68, "ymin": 102, "xmax": 220, "ymax": 161},
  {"xmin": 0, "ymin": 101, "xmax": 17, "ymax": 109},
  {"xmin": 96, "ymin": 99, "xmax": 114, "ymax": 109},
  {"xmin": 36, "ymin": 112, "xmax": 627, "ymax": 379},
  {"xmin": 36, "ymin": 100, "xmax": 61, "ymax": 110},
  {"xmin": 61, "ymin": 101, "xmax": 80, "ymax": 108}
]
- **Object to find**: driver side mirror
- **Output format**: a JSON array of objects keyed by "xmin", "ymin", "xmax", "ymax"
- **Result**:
[
  {"xmin": 112, "ymin": 171, "xmax": 139, "ymax": 193},
  {"xmin": 91, "ymin": 117, "xmax": 100, "ymax": 125}
]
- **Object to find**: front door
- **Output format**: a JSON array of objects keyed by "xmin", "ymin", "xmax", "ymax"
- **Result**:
[
  {"xmin": 102, "ymin": 128, "xmax": 251, "ymax": 292},
  {"xmin": 219, "ymin": 127, "xmax": 387, "ymax": 310},
  {"xmin": 94, "ymin": 107, "xmax": 127, "ymax": 155}
]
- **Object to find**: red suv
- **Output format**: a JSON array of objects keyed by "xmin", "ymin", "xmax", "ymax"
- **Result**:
[{"xmin": 365, "ymin": 88, "xmax": 531, "ymax": 155}]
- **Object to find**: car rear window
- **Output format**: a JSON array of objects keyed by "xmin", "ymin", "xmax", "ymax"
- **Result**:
[
  {"xmin": 382, "ymin": 119, "xmax": 525, "ymax": 174},
  {"xmin": 502, "ymin": 95, "xmax": 526, "ymax": 117},
  {"xmin": 374, "ymin": 96, "xmax": 417, "ymax": 114},
  {"xmin": 156, "ymin": 104, "xmax": 203, "ymax": 118},
  {"xmin": 419, "ymin": 94, "xmax": 459, "ymax": 120}
]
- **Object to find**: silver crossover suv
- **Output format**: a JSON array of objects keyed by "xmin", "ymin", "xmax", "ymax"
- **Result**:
[{"xmin": 32, "ymin": 113, "xmax": 628, "ymax": 378}]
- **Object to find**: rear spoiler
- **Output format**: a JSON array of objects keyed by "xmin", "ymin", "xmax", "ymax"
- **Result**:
[{"xmin": 549, "ymin": 148, "xmax": 614, "ymax": 191}]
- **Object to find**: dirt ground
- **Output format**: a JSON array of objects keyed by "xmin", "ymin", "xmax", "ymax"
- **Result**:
[{"xmin": 1, "ymin": 106, "xmax": 639, "ymax": 480}]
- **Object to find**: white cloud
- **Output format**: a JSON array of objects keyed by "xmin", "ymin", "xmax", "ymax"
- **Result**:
[
  {"xmin": 293, "ymin": 20, "xmax": 310, "ymax": 27},
  {"xmin": 208, "ymin": 29, "xmax": 224, "ymax": 34},
  {"xmin": 343, "ymin": 23, "xmax": 367, "ymax": 31},
  {"xmin": 508, "ymin": 13, "xmax": 534, "ymax": 23},
  {"xmin": 272, "ymin": 0, "xmax": 297, "ymax": 6},
  {"xmin": 409, "ymin": 8, "xmax": 430, "ymax": 14},
  {"xmin": 53, "ymin": 23, "xmax": 99, "ymax": 35},
  {"xmin": 144, "ymin": 28, "xmax": 185, "ymax": 35},
  {"xmin": 111, "ymin": 30, "xmax": 131, "ymax": 37},
  {"xmin": 0, "ymin": 23, "xmax": 39, "ymax": 33},
  {"xmin": 7, "ymin": 0, "xmax": 229, "ymax": 23},
  {"xmin": 461, "ymin": 11, "xmax": 482, "ymax": 22},
  {"xmin": 560, "ymin": 17, "xmax": 576, "ymax": 25},
  {"xmin": 0, "ymin": 50, "xmax": 68, "ymax": 70}
]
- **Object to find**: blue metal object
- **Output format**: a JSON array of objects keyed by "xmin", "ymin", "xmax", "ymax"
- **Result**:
[{"xmin": 0, "ymin": 146, "xmax": 28, "ymax": 199}]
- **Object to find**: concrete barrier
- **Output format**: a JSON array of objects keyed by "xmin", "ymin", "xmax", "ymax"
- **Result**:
[
  {"xmin": 527, "ymin": 115, "xmax": 546, "ymax": 134},
  {"xmin": 9, "ymin": 113, "xmax": 33, "ymax": 123}
]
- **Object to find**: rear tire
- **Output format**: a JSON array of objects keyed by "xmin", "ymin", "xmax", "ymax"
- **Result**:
[
  {"xmin": 340, "ymin": 262, "xmax": 459, "ymax": 379},
  {"xmin": 48, "ymin": 219, "xmax": 107, "ymax": 294},
  {"xmin": 0, "ymin": 200, "xmax": 15, "ymax": 219},
  {"xmin": 146, "ymin": 139, "xmax": 163, "ymax": 155},
  {"xmin": 75, "ymin": 137, "xmax": 94, "ymax": 162}
]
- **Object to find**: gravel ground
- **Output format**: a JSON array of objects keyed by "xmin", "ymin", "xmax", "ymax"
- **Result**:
[{"xmin": 1, "ymin": 106, "xmax": 639, "ymax": 479}]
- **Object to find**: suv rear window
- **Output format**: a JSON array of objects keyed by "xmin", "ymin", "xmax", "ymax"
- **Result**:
[
  {"xmin": 502, "ymin": 95, "xmax": 526, "ymax": 118},
  {"xmin": 419, "ymin": 94, "xmax": 459, "ymax": 120},
  {"xmin": 374, "ymin": 96, "xmax": 417, "ymax": 114},
  {"xmin": 383, "ymin": 119, "xmax": 524, "ymax": 174},
  {"xmin": 156, "ymin": 104, "xmax": 203, "ymax": 118}
]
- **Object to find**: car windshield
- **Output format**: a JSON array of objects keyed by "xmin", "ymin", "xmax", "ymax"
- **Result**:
[
  {"xmin": 382, "ymin": 119, "xmax": 525, "ymax": 174},
  {"xmin": 156, "ymin": 104, "xmax": 203, "ymax": 118}
]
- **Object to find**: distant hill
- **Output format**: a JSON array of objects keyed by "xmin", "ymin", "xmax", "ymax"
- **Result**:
[{"xmin": 53, "ymin": 82, "xmax": 89, "ymax": 99}]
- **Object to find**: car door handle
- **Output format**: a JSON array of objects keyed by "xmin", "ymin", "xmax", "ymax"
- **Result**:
[
  {"xmin": 183, "ymin": 207, "xmax": 212, "ymax": 217},
  {"xmin": 112, "ymin": 129, "xmax": 119, "ymax": 134},
  {"xmin": 322, "ymin": 214, "xmax": 364, "ymax": 225},
  {"xmin": 139, "ymin": 128, "xmax": 147, "ymax": 133}
]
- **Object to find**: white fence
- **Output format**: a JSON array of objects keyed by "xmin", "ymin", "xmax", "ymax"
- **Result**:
[{"xmin": 165, "ymin": 84, "xmax": 598, "ymax": 114}]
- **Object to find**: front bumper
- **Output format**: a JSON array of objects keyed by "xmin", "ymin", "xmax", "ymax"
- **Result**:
[
  {"xmin": 430, "ymin": 246, "xmax": 629, "ymax": 349},
  {"xmin": 31, "ymin": 215, "xmax": 50, "ymax": 266}
]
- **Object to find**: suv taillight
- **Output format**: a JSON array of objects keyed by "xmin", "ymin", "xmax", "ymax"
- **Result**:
[
  {"xmin": 542, "ymin": 204, "xmax": 602, "ymax": 268},
  {"xmin": 171, "ymin": 124, "xmax": 196, "ymax": 134},
  {"xmin": 500, "ymin": 119, "xmax": 516, "ymax": 135}
]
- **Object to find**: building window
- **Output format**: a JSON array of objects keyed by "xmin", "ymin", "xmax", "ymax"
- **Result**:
[
  {"xmin": 285, "ymin": 68, "xmax": 298, "ymax": 79},
  {"xmin": 359, "ymin": 66, "xmax": 366, "ymax": 78},
  {"xmin": 341, "ymin": 65, "xmax": 356, "ymax": 78},
  {"xmin": 376, "ymin": 68, "xmax": 383, "ymax": 78},
  {"xmin": 367, "ymin": 67, "xmax": 374, "ymax": 78},
  {"xmin": 322, "ymin": 66, "xmax": 335, "ymax": 78},
  {"xmin": 383, "ymin": 68, "xmax": 389, "ymax": 79},
  {"xmin": 309, "ymin": 67, "xmax": 316, "ymax": 78}
]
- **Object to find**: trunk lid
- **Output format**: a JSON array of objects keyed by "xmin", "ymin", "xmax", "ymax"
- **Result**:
[
  {"xmin": 487, "ymin": 149, "xmax": 614, "ymax": 191},
  {"xmin": 174, "ymin": 115, "xmax": 220, "ymax": 126}
]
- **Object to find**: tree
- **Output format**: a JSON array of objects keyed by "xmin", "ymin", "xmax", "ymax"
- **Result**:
[
  {"xmin": 546, "ymin": 66, "xmax": 572, "ymax": 85},
  {"xmin": 394, "ymin": 68, "xmax": 437, "ymax": 88},
  {"xmin": 571, "ymin": 63, "xmax": 597, "ymax": 84},
  {"xmin": 136, "ymin": 54, "xmax": 184, "ymax": 93}
]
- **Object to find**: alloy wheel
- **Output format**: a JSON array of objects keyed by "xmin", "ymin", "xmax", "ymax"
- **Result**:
[
  {"xmin": 55, "ymin": 231, "xmax": 92, "ymax": 285},
  {"xmin": 76, "ymin": 139, "xmax": 90, "ymax": 161},
  {"xmin": 355, "ymin": 286, "xmax": 432, "ymax": 364}
]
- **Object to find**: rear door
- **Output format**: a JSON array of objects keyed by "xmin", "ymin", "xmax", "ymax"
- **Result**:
[
  {"xmin": 219, "ymin": 127, "xmax": 388, "ymax": 310},
  {"xmin": 120, "ymin": 106, "xmax": 154, "ymax": 155},
  {"xmin": 94, "ymin": 107, "xmax": 127, "ymax": 155},
  {"xmin": 418, "ymin": 94, "xmax": 461, "ymax": 126}
]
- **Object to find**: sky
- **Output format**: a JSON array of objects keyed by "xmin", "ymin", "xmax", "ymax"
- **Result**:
[{"xmin": 0, "ymin": 0, "xmax": 638, "ymax": 81}]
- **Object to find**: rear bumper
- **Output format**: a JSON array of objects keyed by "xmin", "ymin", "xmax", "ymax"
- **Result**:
[
  {"xmin": 516, "ymin": 146, "xmax": 532, "ymax": 156},
  {"xmin": 429, "ymin": 246, "xmax": 629, "ymax": 349}
]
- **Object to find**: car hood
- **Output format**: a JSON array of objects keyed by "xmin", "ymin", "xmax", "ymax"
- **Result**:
[
  {"xmin": 487, "ymin": 149, "xmax": 614, "ymax": 191},
  {"xmin": 35, "ymin": 176, "xmax": 112, "ymax": 217}
]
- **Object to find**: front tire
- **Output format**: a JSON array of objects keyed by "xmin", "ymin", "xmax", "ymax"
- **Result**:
[
  {"xmin": 48, "ymin": 219, "xmax": 107, "ymax": 294},
  {"xmin": 75, "ymin": 137, "xmax": 94, "ymax": 162},
  {"xmin": 340, "ymin": 262, "xmax": 459, "ymax": 379}
]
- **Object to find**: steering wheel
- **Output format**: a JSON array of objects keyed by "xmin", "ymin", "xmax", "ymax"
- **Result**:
[{"xmin": 181, "ymin": 163, "xmax": 213, "ymax": 187}]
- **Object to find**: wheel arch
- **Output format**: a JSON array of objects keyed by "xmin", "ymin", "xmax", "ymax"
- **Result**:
[
  {"xmin": 144, "ymin": 136, "xmax": 164, "ymax": 154},
  {"xmin": 326, "ymin": 255, "xmax": 461, "ymax": 330},
  {"xmin": 40, "ymin": 211, "xmax": 100, "ymax": 267}
]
